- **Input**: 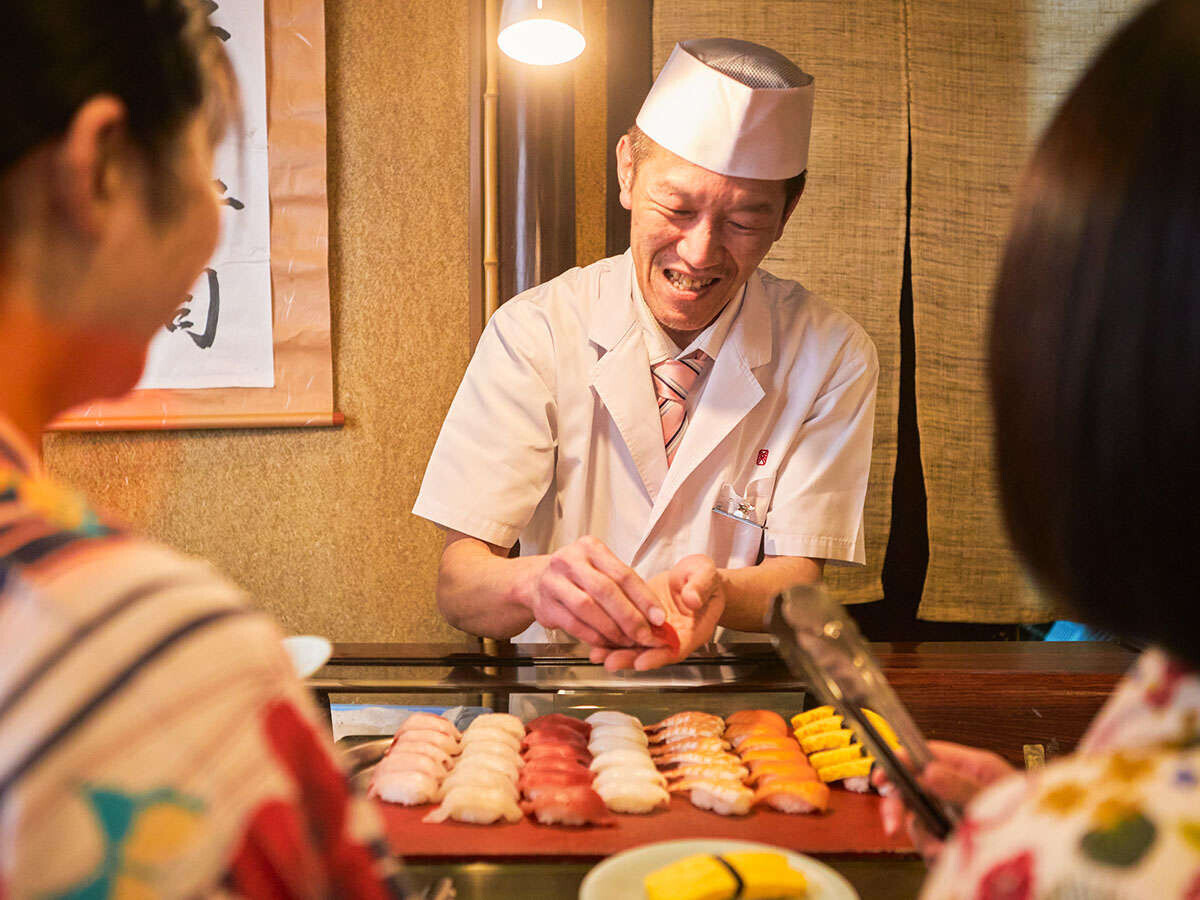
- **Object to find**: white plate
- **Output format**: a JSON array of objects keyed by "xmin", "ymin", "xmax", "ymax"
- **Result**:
[
  {"xmin": 579, "ymin": 838, "xmax": 859, "ymax": 900},
  {"xmin": 282, "ymin": 635, "xmax": 332, "ymax": 679}
]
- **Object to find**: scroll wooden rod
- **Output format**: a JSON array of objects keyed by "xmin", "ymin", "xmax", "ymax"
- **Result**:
[{"xmin": 47, "ymin": 411, "xmax": 345, "ymax": 432}]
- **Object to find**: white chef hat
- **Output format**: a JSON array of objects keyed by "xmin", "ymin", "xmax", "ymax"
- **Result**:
[{"xmin": 635, "ymin": 38, "xmax": 814, "ymax": 181}]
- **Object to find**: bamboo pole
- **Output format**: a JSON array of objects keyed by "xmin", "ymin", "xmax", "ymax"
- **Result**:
[
  {"xmin": 483, "ymin": 0, "xmax": 501, "ymax": 323},
  {"xmin": 482, "ymin": 0, "xmax": 503, "ymax": 678}
]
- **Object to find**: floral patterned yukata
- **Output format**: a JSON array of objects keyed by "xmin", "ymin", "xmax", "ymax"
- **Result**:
[{"xmin": 922, "ymin": 647, "xmax": 1200, "ymax": 899}]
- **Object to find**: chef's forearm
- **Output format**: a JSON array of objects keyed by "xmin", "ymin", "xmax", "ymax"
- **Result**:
[
  {"xmin": 435, "ymin": 531, "xmax": 541, "ymax": 638},
  {"xmin": 716, "ymin": 555, "xmax": 824, "ymax": 632}
]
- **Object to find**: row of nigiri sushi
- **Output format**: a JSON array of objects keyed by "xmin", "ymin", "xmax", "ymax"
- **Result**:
[
  {"xmin": 643, "ymin": 710, "xmax": 829, "ymax": 816},
  {"xmin": 369, "ymin": 707, "xmax": 891, "ymax": 823},
  {"xmin": 371, "ymin": 710, "xmax": 671, "ymax": 825}
]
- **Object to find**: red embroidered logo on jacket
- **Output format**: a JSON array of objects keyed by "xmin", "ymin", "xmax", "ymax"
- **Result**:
[{"xmin": 756, "ymin": 449, "xmax": 769, "ymax": 466}]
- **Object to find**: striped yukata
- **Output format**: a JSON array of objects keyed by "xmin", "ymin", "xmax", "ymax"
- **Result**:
[{"xmin": 0, "ymin": 419, "xmax": 404, "ymax": 899}]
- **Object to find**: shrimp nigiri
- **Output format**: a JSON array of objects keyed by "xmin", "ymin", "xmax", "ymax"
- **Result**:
[{"xmin": 648, "ymin": 736, "xmax": 731, "ymax": 758}]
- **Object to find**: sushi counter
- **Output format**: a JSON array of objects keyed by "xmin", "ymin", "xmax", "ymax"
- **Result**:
[{"xmin": 314, "ymin": 640, "xmax": 1134, "ymax": 899}]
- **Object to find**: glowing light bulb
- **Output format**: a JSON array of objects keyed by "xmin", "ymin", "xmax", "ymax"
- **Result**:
[{"xmin": 497, "ymin": 0, "xmax": 585, "ymax": 66}]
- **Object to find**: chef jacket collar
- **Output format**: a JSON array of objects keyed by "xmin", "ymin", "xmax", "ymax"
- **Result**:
[
  {"xmin": 588, "ymin": 250, "xmax": 771, "ymax": 370},
  {"xmin": 630, "ymin": 262, "xmax": 745, "ymax": 365},
  {"xmin": 0, "ymin": 414, "xmax": 40, "ymax": 475}
]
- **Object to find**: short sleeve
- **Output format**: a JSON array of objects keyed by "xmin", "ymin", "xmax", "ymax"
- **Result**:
[
  {"xmin": 762, "ymin": 326, "xmax": 879, "ymax": 563},
  {"xmin": 412, "ymin": 302, "xmax": 558, "ymax": 548}
]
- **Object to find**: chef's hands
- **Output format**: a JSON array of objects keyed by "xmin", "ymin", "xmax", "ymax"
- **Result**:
[
  {"xmin": 874, "ymin": 740, "xmax": 1015, "ymax": 862},
  {"xmin": 520, "ymin": 536, "xmax": 668, "ymax": 648},
  {"xmin": 588, "ymin": 555, "xmax": 726, "ymax": 671}
]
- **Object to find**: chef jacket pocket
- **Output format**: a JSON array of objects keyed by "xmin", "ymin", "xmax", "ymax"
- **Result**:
[{"xmin": 709, "ymin": 474, "xmax": 776, "ymax": 568}]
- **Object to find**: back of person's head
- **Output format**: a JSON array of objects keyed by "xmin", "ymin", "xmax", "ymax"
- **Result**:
[
  {"xmin": 990, "ymin": 0, "xmax": 1200, "ymax": 664},
  {"xmin": 0, "ymin": 0, "xmax": 233, "ymax": 221}
]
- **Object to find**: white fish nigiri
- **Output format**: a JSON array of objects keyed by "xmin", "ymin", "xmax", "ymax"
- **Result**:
[
  {"xmin": 423, "ymin": 786, "xmax": 524, "ymax": 824},
  {"xmin": 371, "ymin": 769, "xmax": 441, "ymax": 806},
  {"xmin": 689, "ymin": 780, "xmax": 755, "ymax": 816},
  {"xmin": 465, "ymin": 713, "xmax": 525, "ymax": 740},
  {"xmin": 588, "ymin": 732, "xmax": 651, "ymax": 757},
  {"xmin": 375, "ymin": 751, "xmax": 446, "ymax": 781},
  {"xmin": 460, "ymin": 727, "xmax": 521, "ymax": 752},
  {"xmin": 391, "ymin": 729, "xmax": 460, "ymax": 756},
  {"xmin": 440, "ymin": 767, "xmax": 520, "ymax": 799},
  {"xmin": 589, "ymin": 724, "xmax": 649, "ymax": 746},
  {"xmin": 585, "ymin": 710, "xmax": 642, "ymax": 729},
  {"xmin": 592, "ymin": 766, "xmax": 667, "ymax": 793},
  {"xmin": 595, "ymin": 779, "xmax": 670, "ymax": 814},
  {"xmin": 460, "ymin": 739, "xmax": 524, "ymax": 765},
  {"xmin": 451, "ymin": 751, "xmax": 520, "ymax": 782},
  {"xmin": 589, "ymin": 749, "xmax": 660, "ymax": 774},
  {"xmin": 398, "ymin": 712, "xmax": 461, "ymax": 740},
  {"xmin": 382, "ymin": 741, "xmax": 454, "ymax": 771}
]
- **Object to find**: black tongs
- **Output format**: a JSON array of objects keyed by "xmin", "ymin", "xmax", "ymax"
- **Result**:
[{"xmin": 766, "ymin": 583, "xmax": 959, "ymax": 840}]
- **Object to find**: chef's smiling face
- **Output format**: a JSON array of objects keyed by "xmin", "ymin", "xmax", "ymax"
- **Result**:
[{"xmin": 617, "ymin": 132, "xmax": 799, "ymax": 346}]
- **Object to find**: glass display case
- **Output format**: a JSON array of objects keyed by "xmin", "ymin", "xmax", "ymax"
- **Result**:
[{"xmin": 313, "ymin": 640, "xmax": 1132, "ymax": 899}]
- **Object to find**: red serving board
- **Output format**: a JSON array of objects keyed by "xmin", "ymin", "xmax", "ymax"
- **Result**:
[{"xmin": 380, "ymin": 790, "xmax": 914, "ymax": 860}]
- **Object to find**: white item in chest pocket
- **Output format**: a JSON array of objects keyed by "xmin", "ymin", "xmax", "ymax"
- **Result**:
[{"xmin": 711, "ymin": 481, "xmax": 771, "ymax": 530}]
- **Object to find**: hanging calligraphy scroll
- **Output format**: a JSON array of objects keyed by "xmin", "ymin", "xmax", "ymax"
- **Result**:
[{"xmin": 50, "ymin": 0, "xmax": 339, "ymax": 431}]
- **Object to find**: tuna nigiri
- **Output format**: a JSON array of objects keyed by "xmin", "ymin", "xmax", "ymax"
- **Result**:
[
  {"xmin": 527, "ymin": 713, "xmax": 591, "ymax": 737},
  {"xmin": 519, "ymin": 784, "xmax": 615, "ymax": 826}
]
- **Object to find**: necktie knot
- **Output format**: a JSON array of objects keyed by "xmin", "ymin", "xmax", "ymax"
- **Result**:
[{"xmin": 653, "ymin": 350, "xmax": 712, "ymax": 465}]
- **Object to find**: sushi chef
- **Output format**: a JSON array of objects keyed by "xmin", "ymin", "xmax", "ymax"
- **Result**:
[{"xmin": 414, "ymin": 38, "xmax": 878, "ymax": 669}]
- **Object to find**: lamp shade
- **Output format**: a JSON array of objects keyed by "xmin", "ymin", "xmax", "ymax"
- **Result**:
[{"xmin": 498, "ymin": 0, "xmax": 585, "ymax": 66}]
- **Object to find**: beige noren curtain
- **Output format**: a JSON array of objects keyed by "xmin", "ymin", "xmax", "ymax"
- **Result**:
[
  {"xmin": 908, "ymin": 0, "xmax": 1141, "ymax": 621},
  {"xmin": 652, "ymin": 1, "xmax": 909, "ymax": 605}
]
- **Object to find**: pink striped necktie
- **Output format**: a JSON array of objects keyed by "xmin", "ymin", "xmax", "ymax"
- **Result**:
[{"xmin": 652, "ymin": 350, "xmax": 713, "ymax": 466}]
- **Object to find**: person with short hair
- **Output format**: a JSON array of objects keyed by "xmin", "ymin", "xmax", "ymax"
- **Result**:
[
  {"xmin": 415, "ymin": 39, "xmax": 878, "ymax": 669},
  {"xmin": 880, "ymin": 1, "xmax": 1200, "ymax": 894},
  {"xmin": 0, "ymin": 2, "xmax": 402, "ymax": 895}
]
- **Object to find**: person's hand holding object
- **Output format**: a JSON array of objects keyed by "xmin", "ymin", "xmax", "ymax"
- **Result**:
[
  {"xmin": 588, "ymin": 554, "xmax": 726, "ymax": 671},
  {"xmin": 873, "ymin": 740, "xmax": 1016, "ymax": 862},
  {"xmin": 519, "ymin": 535, "xmax": 668, "ymax": 648}
]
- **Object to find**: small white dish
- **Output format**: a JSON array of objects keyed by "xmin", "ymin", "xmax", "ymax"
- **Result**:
[
  {"xmin": 282, "ymin": 635, "xmax": 333, "ymax": 679},
  {"xmin": 579, "ymin": 837, "xmax": 859, "ymax": 900}
]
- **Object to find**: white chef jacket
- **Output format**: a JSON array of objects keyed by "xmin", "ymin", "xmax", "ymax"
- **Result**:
[{"xmin": 413, "ymin": 250, "xmax": 878, "ymax": 642}]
